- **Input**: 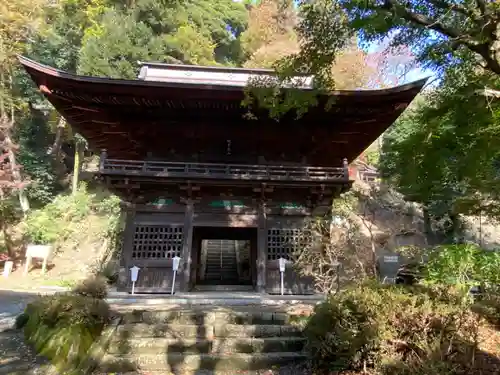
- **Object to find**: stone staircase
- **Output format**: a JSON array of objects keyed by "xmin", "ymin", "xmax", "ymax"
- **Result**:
[
  {"xmin": 98, "ymin": 306, "xmax": 308, "ymax": 373},
  {"xmin": 204, "ymin": 240, "xmax": 239, "ymax": 283}
]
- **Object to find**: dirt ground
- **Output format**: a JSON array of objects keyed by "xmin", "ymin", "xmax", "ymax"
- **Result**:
[{"xmin": 1, "ymin": 244, "xmax": 101, "ymax": 291}]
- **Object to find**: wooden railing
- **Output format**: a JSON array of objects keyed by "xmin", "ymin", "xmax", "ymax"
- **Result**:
[{"xmin": 99, "ymin": 154, "xmax": 349, "ymax": 182}]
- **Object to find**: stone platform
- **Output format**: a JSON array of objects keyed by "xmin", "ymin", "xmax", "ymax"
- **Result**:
[{"xmin": 106, "ymin": 290, "xmax": 324, "ymax": 308}]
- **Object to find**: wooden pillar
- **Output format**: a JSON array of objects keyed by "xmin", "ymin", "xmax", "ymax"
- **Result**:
[
  {"xmin": 181, "ymin": 199, "xmax": 194, "ymax": 292},
  {"xmin": 118, "ymin": 204, "xmax": 136, "ymax": 291},
  {"xmin": 343, "ymin": 157, "xmax": 349, "ymax": 179},
  {"xmin": 256, "ymin": 201, "xmax": 267, "ymax": 293},
  {"xmin": 99, "ymin": 149, "xmax": 107, "ymax": 172}
]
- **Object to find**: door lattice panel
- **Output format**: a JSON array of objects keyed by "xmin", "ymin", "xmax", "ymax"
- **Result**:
[
  {"xmin": 132, "ymin": 225, "xmax": 183, "ymax": 260},
  {"xmin": 267, "ymin": 228, "xmax": 309, "ymax": 261}
]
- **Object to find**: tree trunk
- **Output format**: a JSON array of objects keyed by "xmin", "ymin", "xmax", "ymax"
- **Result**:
[
  {"xmin": 423, "ymin": 207, "xmax": 433, "ymax": 245},
  {"xmin": 72, "ymin": 140, "xmax": 84, "ymax": 194},
  {"xmin": 4, "ymin": 133, "xmax": 30, "ymax": 213},
  {"xmin": 51, "ymin": 116, "xmax": 66, "ymax": 159}
]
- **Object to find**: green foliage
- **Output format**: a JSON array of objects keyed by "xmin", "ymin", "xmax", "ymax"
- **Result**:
[
  {"xmin": 15, "ymin": 115, "xmax": 61, "ymax": 206},
  {"xmin": 337, "ymin": 0, "xmax": 500, "ymax": 75},
  {"xmin": 305, "ymin": 282, "xmax": 477, "ymax": 374},
  {"xmin": 244, "ymin": 0, "xmax": 352, "ymax": 119},
  {"xmin": 380, "ymin": 69, "xmax": 500, "ymax": 224},
  {"xmin": 424, "ymin": 243, "xmax": 500, "ymax": 288},
  {"xmin": 78, "ymin": 0, "xmax": 248, "ymax": 78},
  {"xmin": 23, "ymin": 185, "xmax": 122, "ymax": 257},
  {"xmin": 24, "ymin": 187, "xmax": 92, "ymax": 245},
  {"xmin": 23, "ymin": 292, "xmax": 110, "ymax": 372}
]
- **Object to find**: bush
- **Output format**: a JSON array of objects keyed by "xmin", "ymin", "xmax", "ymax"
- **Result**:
[
  {"xmin": 24, "ymin": 189, "xmax": 93, "ymax": 245},
  {"xmin": 304, "ymin": 281, "xmax": 477, "ymax": 374},
  {"xmin": 23, "ymin": 292, "xmax": 111, "ymax": 373},
  {"xmin": 72, "ymin": 275, "xmax": 109, "ymax": 299},
  {"xmin": 424, "ymin": 243, "xmax": 500, "ymax": 288}
]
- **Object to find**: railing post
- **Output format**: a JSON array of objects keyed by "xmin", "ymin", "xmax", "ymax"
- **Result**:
[
  {"xmin": 343, "ymin": 158, "xmax": 349, "ymax": 179},
  {"xmin": 99, "ymin": 149, "xmax": 107, "ymax": 172}
]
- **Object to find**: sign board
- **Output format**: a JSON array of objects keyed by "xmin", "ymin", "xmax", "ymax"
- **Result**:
[
  {"xmin": 383, "ymin": 255, "xmax": 400, "ymax": 263},
  {"xmin": 130, "ymin": 266, "xmax": 140, "ymax": 282},
  {"xmin": 279, "ymin": 202, "xmax": 304, "ymax": 210},
  {"xmin": 147, "ymin": 198, "xmax": 173, "ymax": 206},
  {"xmin": 209, "ymin": 200, "xmax": 245, "ymax": 208},
  {"xmin": 172, "ymin": 256, "xmax": 181, "ymax": 271},
  {"xmin": 3, "ymin": 261, "xmax": 13, "ymax": 277},
  {"xmin": 171, "ymin": 256, "xmax": 181, "ymax": 295},
  {"xmin": 279, "ymin": 257, "xmax": 287, "ymax": 273}
]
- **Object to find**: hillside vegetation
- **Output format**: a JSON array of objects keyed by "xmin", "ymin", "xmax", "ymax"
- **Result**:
[{"xmin": 0, "ymin": 185, "xmax": 122, "ymax": 289}]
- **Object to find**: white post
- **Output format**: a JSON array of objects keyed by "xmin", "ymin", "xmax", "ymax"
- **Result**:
[
  {"xmin": 279, "ymin": 257, "xmax": 286, "ymax": 296},
  {"xmin": 130, "ymin": 266, "xmax": 140, "ymax": 295},
  {"xmin": 3, "ymin": 261, "xmax": 13, "ymax": 277},
  {"xmin": 171, "ymin": 256, "xmax": 181, "ymax": 295}
]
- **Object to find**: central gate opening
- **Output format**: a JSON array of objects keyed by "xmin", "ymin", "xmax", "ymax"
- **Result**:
[{"xmin": 192, "ymin": 226, "xmax": 257, "ymax": 289}]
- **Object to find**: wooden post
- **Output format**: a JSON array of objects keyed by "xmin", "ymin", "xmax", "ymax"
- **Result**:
[
  {"xmin": 113, "ymin": 204, "xmax": 136, "ymax": 291},
  {"xmin": 24, "ymin": 256, "xmax": 31, "ymax": 275},
  {"xmin": 181, "ymin": 199, "xmax": 194, "ymax": 292},
  {"xmin": 256, "ymin": 201, "xmax": 267, "ymax": 293},
  {"xmin": 99, "ymin": 149, "xmax": 107, "ymax": 172},
  {"xmin": 343, "ymin": 158, "xmax": 349, "ymax": 179}
]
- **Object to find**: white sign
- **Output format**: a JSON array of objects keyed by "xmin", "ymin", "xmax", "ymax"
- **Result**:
[
  {"xmin": 278, "ymin": 257, "xmax": 287, "ymax": 273},
  {"xmin": 24, "ymin": 245, "xmax": 53, "ymax": 275},
  {"xmin": 171, "ymin": 256, "xmax": 181, "ymax": 295},
  {"xmin": 130, "ymin": 266, "xmax": 140, "ymax": 295},
  {"xmin": 278, "ymin": 257, "xmax": 287, "ymax": 295},
  {"xmin": 383, "ymin": 255, "xmax": 399, "ymax": 263},
  {"xmin": 172, "ymin": 256, "xmax": 181, "ymax": 272},
  {"xmin": 3, "ymin": 261, "xmax": 13, "ymax": 277},
  {"xmin": 130, "ymin": 266, "xmax": 140, "ymax": 282}
]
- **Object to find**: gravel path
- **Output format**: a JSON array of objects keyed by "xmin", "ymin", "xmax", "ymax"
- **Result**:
[{"xmin": 0, "ymin": 289, "xmax": 54, "ymax": 375}]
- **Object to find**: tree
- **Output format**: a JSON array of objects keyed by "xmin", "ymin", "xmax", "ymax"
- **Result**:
[
  {"xmin": 0, "ymin": 132, "xmax": 29, "ymax": 257},
  {"xmin": 379, "ymin": 64, "xmax": 500, "ymax": 240},
  {"xmin": 295, "ymin": 184, "xmax": 421, "ymax": 294},
  {"xmin": 0, "ymin": 0, "xmax": 49, "ymax": 212},
  {"xmin": 78, "ymin": 0, "xmax": 249, "ymax": 78},
  {"xmin": 339, "ymin": 0, "xmax": 500, "ymax": 76}
]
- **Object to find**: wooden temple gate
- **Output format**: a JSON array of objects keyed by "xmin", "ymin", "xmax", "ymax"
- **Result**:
[
  {"xmin": 117, "ymin": 199, "xmax": 319, "ymax": 294},
  {"xmin": 19, "ymin": 56, "xmax": 426, "ymax": 295}
]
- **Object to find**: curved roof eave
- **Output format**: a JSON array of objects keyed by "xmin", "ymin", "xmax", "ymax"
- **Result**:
[{"xmin": 18, "ymin": 55, "xmax": 429, "ymax": 98}]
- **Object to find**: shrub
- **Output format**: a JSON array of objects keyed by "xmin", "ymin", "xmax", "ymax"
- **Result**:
[
  {"xmin": 424, "ymin": 243, "xmax": 500, "ymax": 288},
  {"xmin": 23, "ymin": 292, "xmax": 111, "ymax": 373},
  {"xmin": 72, "ymin": 276, "xmax": 109, "ymax": 299},
  {"xmin": 94, "ymin": 260, "xmax": 119, "ymax": 285},
  {"xmin": 15, "ymin": 311, "xmax": 29, "ymax": 329},
  {"xmin": 23, "ymin": 187, "xmax": 94, "ymax": 245},
  {"xmin": 304, "ymin": 281, "xmax": 477, "ymax": 374}
]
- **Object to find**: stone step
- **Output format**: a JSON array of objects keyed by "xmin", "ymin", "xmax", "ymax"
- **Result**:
[
  {"xmin": 121, "ymin": 309, "xmax": 291, "ymax": 325},
  {"xmin": 98, "ymin": 352, "xmax": 307, "ymax": 372},
  {"xmin": 116, "ymin": 323, "xmax": 302, "ymax": 339},
  {"xmin": 107, "ymin": 336, "xmax": 306, "ymax": 355},
  {"xmin": 193, "ymin": 285, "xmax": 254, "ymax": 292}
]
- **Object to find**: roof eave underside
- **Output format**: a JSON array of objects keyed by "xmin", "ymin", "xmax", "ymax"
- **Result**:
[{"xmin": 18, "ymin": 56, "xmax": 427, "ymax": 163}]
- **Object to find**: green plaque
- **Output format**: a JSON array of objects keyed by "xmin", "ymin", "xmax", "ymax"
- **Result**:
[
  {"xmin": 280, "ymin": 202, "xmax": 304, "ymax": 209},
  {"xmin": 148, "ymin": 198, "xmax": 173, "ymax": 206},
  {"xmin": 209, "ymin": 200, "xmax": 245, "ymax": 208}
]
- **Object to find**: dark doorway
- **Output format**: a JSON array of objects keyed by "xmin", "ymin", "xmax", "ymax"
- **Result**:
[{"xmin": 192, "ymin": 226, "xmax": 258, "ymax": 287}]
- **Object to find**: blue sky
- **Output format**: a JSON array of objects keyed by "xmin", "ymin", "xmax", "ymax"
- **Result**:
[{"xmin": 364, "ymin": 37, "xmax": 434, "ymax": 85}]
